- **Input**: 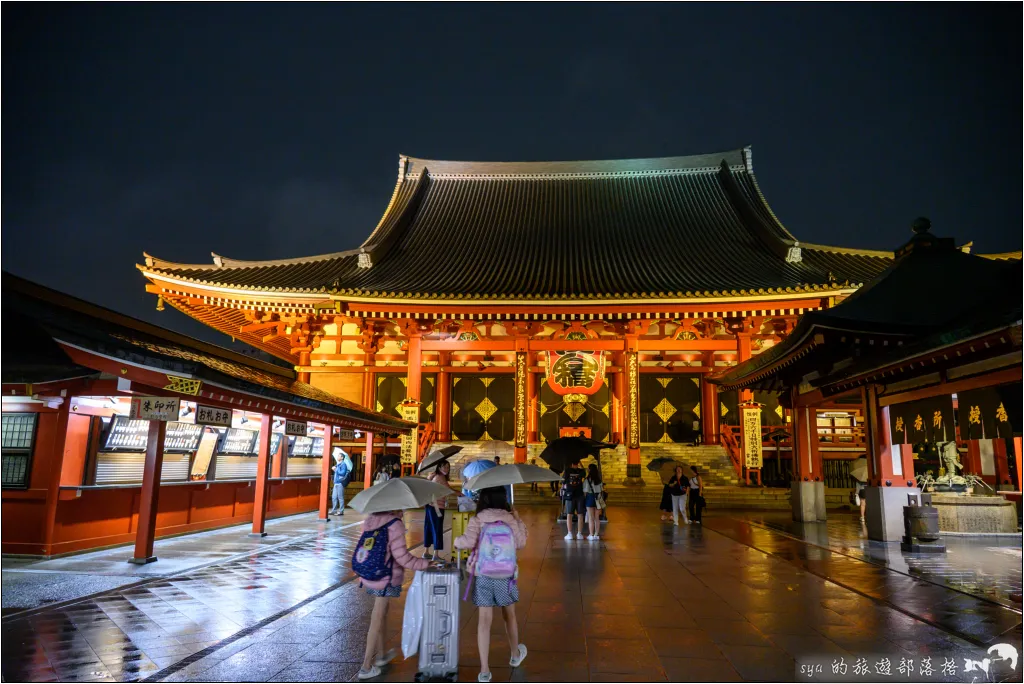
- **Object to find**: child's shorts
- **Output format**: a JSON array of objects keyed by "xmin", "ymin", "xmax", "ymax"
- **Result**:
[
  {"xmin": 473, "ymin": 576, "xmax": 519, "ymax": 607},
  {"xmin": 366, "ymin": 585, "xmax": 401, "ymax": 598}
]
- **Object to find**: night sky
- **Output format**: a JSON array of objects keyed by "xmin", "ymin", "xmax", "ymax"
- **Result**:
[{"xmin": 3, "ymin": 4, "xmax": 1020, "ymax": 347}]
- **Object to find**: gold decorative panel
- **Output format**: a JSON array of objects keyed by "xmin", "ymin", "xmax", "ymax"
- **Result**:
[
  {"xmin": 654, "ymin": 398, "xmax": 676, "ymax": 423},
  {"xmin": 481, "ymin": 377, "xmax": 494, "ymax": 388},
  {"xmin": 476, "ymin": 396, "xmax": 497, "ymax": 422},
  {"xmin": 426, "ymin": 402, "xmax": 435, "ymax": 416},
  {"xmin": 693, "ymin": 403, "xmax": 701, "ymax": 419},
  {"xmin": 602, "ymin": 404, "xmax": 609, "ymax": 417},
  {"xmin": 721, "ymin": 404, "xmax": 730, "ymax": 418},
  {"xmin": 563, "ymin": 401, "xmax": 587, "ymax": 422},
  {"xmin": 164, "ymin": 376, "xmax": 202, "ymax": 395},
  {"xmin": 775, "ymin": 405, "xmax": 784, "ymax": 419},
  {"xmin": 691, "ymin": 377, "xmax": 701, "ymax": 387},
  {"xmin": 539, "ymin": 403, "xmax": 548, "ymax": 416},
  {"xmin": 658, "ymin": 432, "xmax": 673, "ymax": 443},
  {"xmin": 657, "ymin": 378, "xmax": 671, "ymax": 388}
]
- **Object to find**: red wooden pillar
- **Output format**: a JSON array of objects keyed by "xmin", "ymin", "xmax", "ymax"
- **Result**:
[
  {"xmin": 1013, "ymin": 437, "xmax": 1023, "ymax": 490},
  {"xmin": 364, "ymin": 431, "xmax": 375, "ymax": 489},
  {"xmin": 250, "ymin": 414, "xmax": 273, "ymax": 537},
  {"xmin": 406, "ymin": 334, "xmax": 422, "ymax": 405},
  {"xmin": 993, "ymin": 439, "xmax": 1013, "ymax": 488},
  {"xmin": 297, "ymin": 351, "xmax": 311, "ymax": 384},
  {"xmin": 319, "ymin": 424, "xmax": 333, "ymax": 520},
  {"xmin": 864, "ymin": 387, "xmax": 914, "ymax": 486},
  {"xmin": 436, "ymin": 352, "xmax": 451, "ymax": 441},
  {"xmin": 611, "ymin": 358, "xmax": 624, "ymax": 442},
  {"xmin": 362, "ymin": 355, "xmax": 376, "ymax": 408},
  {"xmin": 790, "ymin": 399, "xmax": 823, "ymax": 483},
  {"xmin": 624, "ymin": 335, "xmax": 642, "ymax": 482},
  {"xmin": 701, "ymin": 351, "xmax": 719, "ymax": 445},
  {"xmin": 736, "ymin": 332, "xmax": 753, "ymax": 403},
  {"xmin": 129, "ymin": 420, "xmax": 168, "ymax": 564},
  {"xmin": 270, "ymin": 425, "xmax": 286, "ymax": 479},
  {"xmin": 42, "ymin": 403, "xmax": 72, "ymax": 557}
]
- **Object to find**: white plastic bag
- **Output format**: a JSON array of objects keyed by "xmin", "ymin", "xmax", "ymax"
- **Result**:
[{"xmin": 401, "ymin": 570, "xmax": 424, "ymax": 659}]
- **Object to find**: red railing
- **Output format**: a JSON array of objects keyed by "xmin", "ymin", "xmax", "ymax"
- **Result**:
[
  {"xmin": 417, "ymin": 421, "xmax": 436, "ymax": 462},
  {"xmin": 719, "ymin": 425, "xmax": 744, "ymax": 479},
  {"xmin": 722, "ymin": 425, "xmax": 868, "ymax": 454}
]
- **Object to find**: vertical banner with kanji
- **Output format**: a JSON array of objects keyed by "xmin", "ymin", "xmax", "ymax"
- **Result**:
[
  {"xmin": 740, "ymin": 403, "xmax": 763, "ymax": 469},
  {"xmin": 399, "ymin": 403, "xmax": 420, "ymax": 465},
  {"xmin": 514, "ymin": 352, "xmax": 528, "ymax": 448}
]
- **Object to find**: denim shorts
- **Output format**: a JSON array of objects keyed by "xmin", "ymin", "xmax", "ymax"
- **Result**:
[
  {"xmin": 366, "ymin": 585, "xmax": 401, "ymax": 598},
  {"xmin": 564, "ymin": 497, "xmax": 585, "ymax": 515}
]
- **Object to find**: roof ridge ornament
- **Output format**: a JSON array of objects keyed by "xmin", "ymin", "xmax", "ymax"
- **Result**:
[
  {"xmin": 212, "ymin": 253, "xmax": 224, "ymax": 268},
  {"xmin": 785, "ymin": 242, "xmax": 802, "ymax": 263}
]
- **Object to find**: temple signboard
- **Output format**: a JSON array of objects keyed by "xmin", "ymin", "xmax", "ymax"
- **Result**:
[
  {"xmin": 399, "ymin": 403, "xmax": 420, "ymax": 465},
  {"xmin": 741, "ymin": 404, "xmax": 763, "ymax": 469},
  {"xmin": 195, "ymin": 404, "xmax": 231, "ymax": 428},
  {"xmin": 130, "ymin": 397, "xmax": 180, "ymax": 422},
  {"xmin": 285, "ymin": 419, "xmax": 308, "ymax": 436}
]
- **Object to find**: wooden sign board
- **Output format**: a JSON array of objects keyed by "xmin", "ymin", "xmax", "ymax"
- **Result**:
[
  {"xmin": 129, "ymin": 397, "xmax": 180, "ymax": 422},
  {"xmin": 195, "ymin": 404, "xmax": 232, "ymax": 427},
  {"xmin": 285, "ymin": 419, "xmax": 308, "ymax": 436},
  {"xmin": 336, "ymin": 428, "xmax": 356, "ymax": 441}
]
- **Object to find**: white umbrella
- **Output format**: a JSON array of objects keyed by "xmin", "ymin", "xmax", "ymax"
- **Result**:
[
  {"xmin": 348, "ymin": 477, "xmax": 456, "ymax": 514},
  {"xmin": 464, "ymin": 463, "xmax": 562, "ymax": 491}
]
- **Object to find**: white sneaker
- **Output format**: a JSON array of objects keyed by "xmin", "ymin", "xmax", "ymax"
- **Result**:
[
  {"xmin": 357, "ymin": 665, "xmax": 381, "ymax": 680},
  {"xmin": 509, "ymin": 643, "xmax": 528, "ymax": 667},
  {"xmin": 478, "ymin": 672, "xmax": 493, "ymax": 683},
  {"xmin": 374, "ymin": 648, "xmax": 397, "ymax": 667},
  {"xmin": 576, "ymin": 533, "xmax": 584, "ymax": 539},
  {"xmin": 564, "ymin": 533, "xmax": 574, "ymax": 540},
  {"xmin": 593, "ymin": 535, "xmax": 600, "ymax": 540},
  {"xmin": 586, "ymin": 535, "xmax": 595, "ymax": 540}
]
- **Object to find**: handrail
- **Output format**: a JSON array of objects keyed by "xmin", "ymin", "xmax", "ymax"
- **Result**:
[
  {"xmin": 417, "ymin": 421, "xmax": 436, "ymax": 462},
  {"xmin": 719, "ymin": 425, "xmax": 744, "ymax": 479}
]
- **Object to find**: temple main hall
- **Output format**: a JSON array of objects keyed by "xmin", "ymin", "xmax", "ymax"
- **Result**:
[{"xmin": 137, "ymin": 147, "xmax": 1018, "ymax": 500}]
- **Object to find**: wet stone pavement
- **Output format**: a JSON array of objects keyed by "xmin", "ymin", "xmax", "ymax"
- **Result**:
[
  {"xmin": 743, "ymin": 511, "xmax": 1023, "ymax": 609},
  {"xmin": 1, "ymin": 508, "xmax": 1021, "ymax": 682}
]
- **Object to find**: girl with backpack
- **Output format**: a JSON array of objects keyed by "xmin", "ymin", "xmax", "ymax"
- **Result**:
[
  {"xmin": 354, "ymin": 510, "xmax": 434, "ymax": 680},
  {"xmin": 453, "ymin": 486, "xmax": 528, "ymax": 683},
  {"xmin": 582, "ymin": 463, "xmax": 605, "ymax": 540}
]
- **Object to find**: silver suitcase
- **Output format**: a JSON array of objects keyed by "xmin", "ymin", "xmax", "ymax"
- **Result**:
[{"xmin": 415, "ymin": 566, "xmax": 460, "ymax": 682}]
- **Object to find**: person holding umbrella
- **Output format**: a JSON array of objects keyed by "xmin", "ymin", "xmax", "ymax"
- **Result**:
[
  {"xmin": 667, "ymin": 465, "xmax": 690, "ymax": 526},
  {"xmin": 561, "ymin": 457, "xmax": 587, "ymax": 540},
  {"xmin": 422, "ymin": 461, "xmax": 451, "ymax": 560},
  {"xmin": 348, "ymin": 477, "xmax": 452, "ymax": 680}
]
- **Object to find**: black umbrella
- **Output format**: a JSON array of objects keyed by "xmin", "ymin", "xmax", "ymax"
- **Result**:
[
  {"xmin": 377, "ymin": 453, "xmax": 400, "ymax": 468},
  {"xmin": 416, "ymin": 445, "xmax": 463, "ymax": 473},
  {"xmin": 538, "ymin": 437, "xmax": 616, "ymax": 474}
]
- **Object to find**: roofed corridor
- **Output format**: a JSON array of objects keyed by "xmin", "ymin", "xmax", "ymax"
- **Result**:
[{"xmin": 2, "ymin": 508, "xmax": 1021, "ymax": 683}]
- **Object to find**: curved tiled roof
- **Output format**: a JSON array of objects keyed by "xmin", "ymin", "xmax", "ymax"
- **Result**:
[{"xmin": 141, "ymin": 147, "xmax": 896, "ymax": 301}]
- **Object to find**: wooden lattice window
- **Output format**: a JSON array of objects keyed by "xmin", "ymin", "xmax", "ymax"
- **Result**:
[{"xmin": 2, "ymin": 413, "xmax": 38, "ymax": 489}]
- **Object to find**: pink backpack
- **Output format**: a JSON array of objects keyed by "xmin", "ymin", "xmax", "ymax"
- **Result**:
[{"xmin": 474, "ymin": 522, "xmax": 516, "ymax": 579}]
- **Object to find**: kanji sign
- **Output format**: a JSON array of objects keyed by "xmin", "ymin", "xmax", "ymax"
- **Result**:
[
  {"xmin": 195, "ymin": 404, "xmax": 232, "ymax": 427},
  {"xmin": 336, "ymin": 428, "xmax": 356, "ymax": 441},
  {"xmin": 129, "ymin": 397, "xmax": 181, "ymax": 422},
  {"xmin": 285, "ymin": 419, "xmax": 308, "ymax": 436},
  {"xmin": 741, "ymin": 404, "xmax": 763, "ymax": 468},
  {"xmin": 400, "ymin": 404, "xmax": 420, "ymax": 465}
]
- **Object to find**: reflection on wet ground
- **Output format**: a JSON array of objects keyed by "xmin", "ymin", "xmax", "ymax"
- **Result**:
[
  {"xmin": 1, "ymin": 508, "xmax": 1020, "ymax": 682},
  {"xmin": 743, "ymin": 511, "xmax": 1023, "ymax": 608}
]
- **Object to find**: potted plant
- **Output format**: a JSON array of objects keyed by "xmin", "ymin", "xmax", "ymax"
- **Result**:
[
  {"xmin": 961, "ymin": 474, "xmax": 993, "ymax": 496},
  {"xmin": 915, "ymin": 471, "xmax": 936, "ymax": 492}
]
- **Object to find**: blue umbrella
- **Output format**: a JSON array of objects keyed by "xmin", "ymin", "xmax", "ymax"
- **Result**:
[{"xmin": 459, "ymin": 459, "xmax": 509, "ymax": 499}]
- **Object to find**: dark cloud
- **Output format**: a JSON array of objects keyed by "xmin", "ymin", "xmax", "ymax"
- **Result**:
[{"xmin": 2, "ymin": 4, "xmax": 1020, "ymax": 346}]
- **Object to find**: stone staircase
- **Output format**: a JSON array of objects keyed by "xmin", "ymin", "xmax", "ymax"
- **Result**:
[{"xmin": 421, "ymin": 441, "xmax": 853, "ymax": 512}]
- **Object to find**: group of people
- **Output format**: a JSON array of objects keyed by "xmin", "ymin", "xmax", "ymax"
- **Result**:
[
  {"xmin": 354, "ymin": 484, "xmax": 528, "ymax": 682},
  {"xmin": 660, "ymin": 464, "xmax": 704, "ymax": 525},
  {"xmin": 560, "ymin": 458, "xmax": 606, "ymax": 540}
]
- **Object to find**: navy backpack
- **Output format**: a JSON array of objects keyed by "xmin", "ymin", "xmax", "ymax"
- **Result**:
[{"xmin": 351, "ymin": 518, "xmax": 398, "ymax": 583}]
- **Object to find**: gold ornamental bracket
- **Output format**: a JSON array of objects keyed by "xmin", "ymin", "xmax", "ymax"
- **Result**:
[{"xmin": 164, "ymin": 375, "xmax": 202, "ymax": 396}]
